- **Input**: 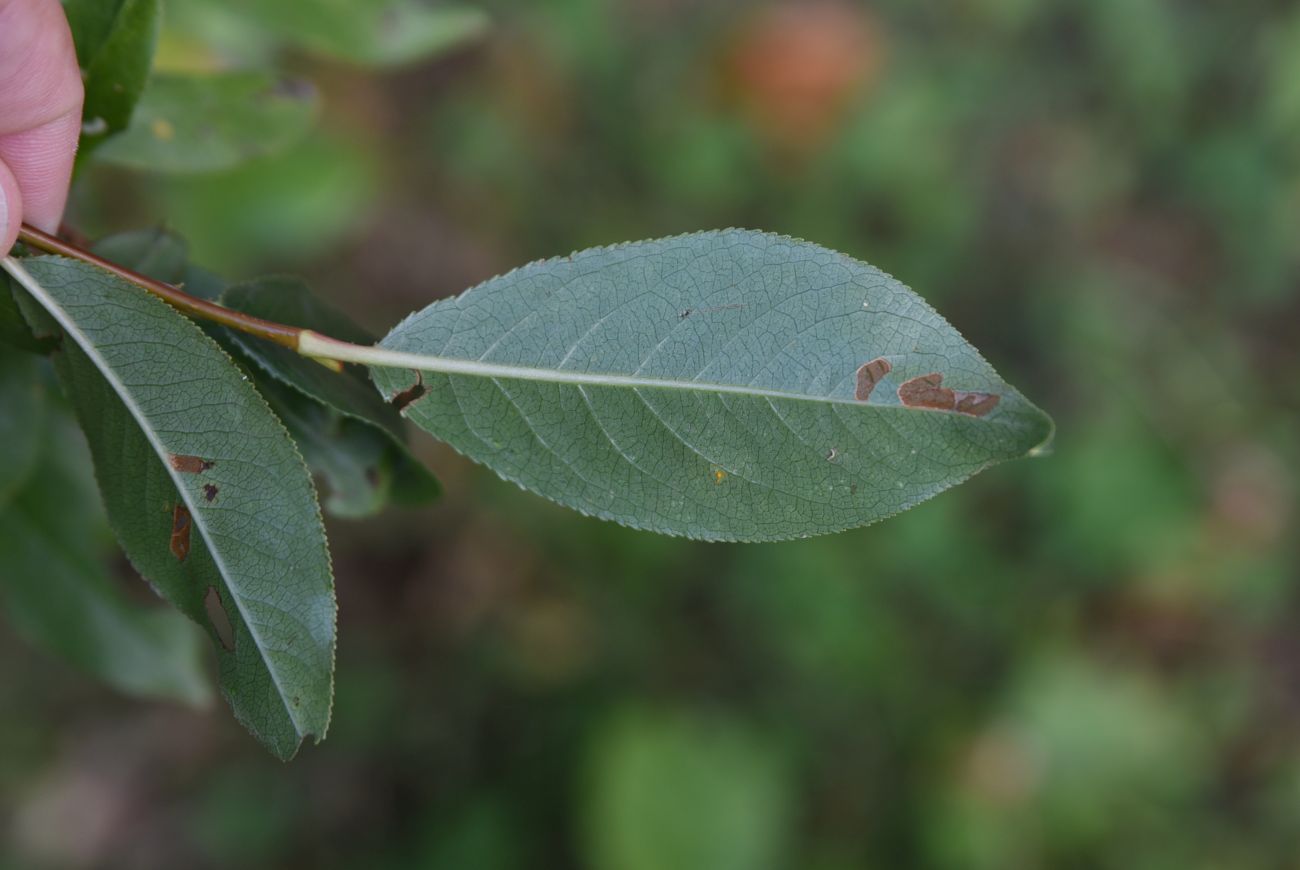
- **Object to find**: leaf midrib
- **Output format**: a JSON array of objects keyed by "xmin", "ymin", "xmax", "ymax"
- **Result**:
[{"xmin": 339, "ymin": 340, "xmax": 1020, "ymax": 420}]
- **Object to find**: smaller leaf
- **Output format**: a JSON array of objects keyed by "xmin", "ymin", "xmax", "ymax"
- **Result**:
[
  {"xmin": 95, "ymin": 71, "xmax": 319, "ymax": 174},
  {"xmin": 0, "ymin": 348, "xmax": 46, "ymax": 508},
  {"xmin": 6, "ymin": 255, "xmax": 337, "ymax": 759},
  {"xmin": 66, "ymin": 0, "xmax": 161, "ymax": 156},
  {"xmin": 0, "ymin": 413, "xmax": 212, "ymax": 706},
  {"xmin": 220, "ymin": 277, "xmax": 440, "ymax": 513},
  {"xmin": 0, "ymin": 273, "xmax": 54, "ymax": 353},
  {"xmin": 92, "ymin": 226, "xmax": 190, "ymax": 285},
  {"xmin": 222, "ymin": 0, "xmax": 489, "ymax": 67},
  {"xmin": 255, "ymin": 373, "xmax": 437, "ymax": 517}
]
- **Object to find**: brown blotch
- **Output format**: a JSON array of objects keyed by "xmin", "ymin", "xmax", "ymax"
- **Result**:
[
  {"xmin": 954, "ymin": 391, "xmax": 1000, "ymax": 417},
  {"xmin": 169, "ymin": 454, "xmax": 213, "ymax": 473},
  {"xmin": 898, "ymin": 373, "xmax": 1000, "ymax": 417},
  {"xmin": 898, "ymin": 372, "xmax": 955, "ymax": 410},
  {"xmin": 854, "ymin": 357, "xmax": 892, "ymax": 401},
  {"xmin": 170, "ymin": 504, "xmax": 192, "ymax": 561},
  {"xmin": 390, "ymin": 372, "xmax": 427, "ymax": 412},
  {"xmin": 203, "ymin": 483, "xmax": 219, "ymax": 502},
  {"xmin": 204, "ymin": 587, "xmax": 236, "ymax": 652}
]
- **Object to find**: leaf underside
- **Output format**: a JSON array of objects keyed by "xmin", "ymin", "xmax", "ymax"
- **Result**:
[
  {"xmin": 8, "ymin": 256, "xmax": 336, "ymax": 759},
  {"xmin": 372, "ymin": 229, "xmax": 1053, "ymax": 542}
]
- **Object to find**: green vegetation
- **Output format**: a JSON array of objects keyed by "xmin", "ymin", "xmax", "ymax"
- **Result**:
[{"xmin": 1, "ymin": 0, "xmax": 1296, "ymax": 867}]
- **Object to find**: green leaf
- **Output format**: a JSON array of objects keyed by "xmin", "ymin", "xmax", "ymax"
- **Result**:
[
  {"xmin": 95, "ymin": 71, "xmax": 319, "ymax": 174},
  {"xmin": 87, "ymin": 233, "xmax": 438, "ymax": 515},
  {"xmin": 220, "ymin": 277, "xmax": 440, "ymax": 513},
  {"xmin": 0, "ymin": 349, "xmax": 46, "ymax": 509},
  {"xmin": 369, "ymin": 230, "xmax": 1053, "ymax": 542},
  {"xmin": 0, "ymin": 412, "xmax": 212, "ymax": 707},
  {"xmin": 254, "ymin": 373, "xmax": 435, "ymax": 517},
  {"xmin": 92, "ymin": 226, "xmax": 190, "ymax": 285},
  {"xmin": 65, "ymin": 0, "xmax": 161, "ymax": 154},
  {"xmin": 221, "ymin": 278, "xmax": 402, "ymax": 435},
  {"xmin": 3, "ymin": 256, "xmax": 336, "ymax": 759},
  {"xmin": 0, "ymin": 273, "xmax": 53, "ymax": 353},
  {"xmin": 222, "ymin": 0, "xmax": 489, "ymax": 67}
]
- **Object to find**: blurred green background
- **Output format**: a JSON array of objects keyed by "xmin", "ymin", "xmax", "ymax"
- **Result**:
[{"xmin": 4, "ymin": 0, "xmax": 1300, "ymax": 866}]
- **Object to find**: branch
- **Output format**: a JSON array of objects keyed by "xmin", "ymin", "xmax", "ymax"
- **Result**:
[{"xmin": 16, "ymin": 223, "xmax": 344, "ymax": 372}]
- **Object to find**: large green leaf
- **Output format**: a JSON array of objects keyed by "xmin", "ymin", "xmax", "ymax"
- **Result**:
[
  {"xmin": 95, "ymin": 72, "xmax": 319, "ymax": 174},
  {"xmin": 64, "ymin": 0, "xmax": 161, "ymax": 154},
  {"xmin": 221, "ymin": 0, "xmax": 489, "ymax": 67},
  {"xmin": 2, "ymin": 256, "xmax": 335, "ymax": 759},
  {"xmin": 369, "ymin": 230, "xmax": 1053, "ymax": 541},
  {"xmin": 0, "ymin": 412, "xmax": 212, "ymax": 707}
]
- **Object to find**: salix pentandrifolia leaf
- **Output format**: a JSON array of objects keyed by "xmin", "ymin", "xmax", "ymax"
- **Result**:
[
  {"xmin": 65, "ymin": 0, "xmax": 160, "ymax": 155},
  {"xmin": 218, "ymin": 0, "xmax": 489, "ymax": 67},
  {"xmin": 370, "ymin": 230, "xmax": 1053, "ymax": 542},
  {"xmin": 3, "ymin": 256, "xmax": 336, "ymax": 759},
  {"xmin": 0, "ymin": 273, "xmax": 51, "ymax": 353},
  {"xmin": 220, "ymin": 277, "xmax": 440, "ymax": 513},
  {"xmin": 95, "ymin": 72, "xmax": 319, "ymax": 174},
  {"xmin": 0, "ymin": 414, "xmax": 212, "ymax": 706},
  {"xmin": 0, "ymin": 348, "xmax": 44, "ymax": 507},
  {"xmin": 93, "ymin": 226, "xmax": 190, "ymax": 286}
]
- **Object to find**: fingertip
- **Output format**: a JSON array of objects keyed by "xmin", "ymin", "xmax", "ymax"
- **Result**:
[{"xmin": 0, "ymin": 157, "xmax": 21, "ymax": 255}]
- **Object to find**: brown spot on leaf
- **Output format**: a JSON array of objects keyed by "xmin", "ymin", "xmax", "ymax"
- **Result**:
[
  {"xmin": 898, "ymin": 372, "xmax": 954, "ymax": 410},
  {"xmin": 203, "ymin": 483, "xmax": 219, "ymax": 502},
  {"xmin": 170, "ymin": 504, "xmax": 192, "ymax": 561},
  {"xmin": 898, "ymin": 373, "xmax": 1000, "ymax": 417},
  {"xmin": 854, "ymin": 357, "xmax": 891, "ymax": 400},
  {"xmin": 954, "ymin": 391, "xmax": 1000, "ymax": 417},
  {"xmin": 390, "ymin": 372, "xmax": 427, "ymax": 412},
  {"xmin": 169, "ymin": 454, "xmax": 213, "ymax": 473},
  {"xmin": 204, "ymin": 587, "xmax": 235, "ymax": 652}
]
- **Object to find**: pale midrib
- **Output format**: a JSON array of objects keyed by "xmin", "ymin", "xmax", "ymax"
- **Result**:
[
  {"xmin": 301, "ymin": 331, "xmax": 999, "ymax": 413},
  {"xmin": 1, "ymin": 256, "xmax": 309, "ymax": 736}
]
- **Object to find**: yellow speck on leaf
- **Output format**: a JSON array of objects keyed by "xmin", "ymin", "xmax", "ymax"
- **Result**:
[
  {"xmin": 712, "ymin": 469, "xmax": 727, "ymax": 484},
  {"xmin": 151, "ymin": 119, "xmax": 175, "ymax": 141}
]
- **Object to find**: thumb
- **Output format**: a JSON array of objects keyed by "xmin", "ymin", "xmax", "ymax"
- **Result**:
[{"xmin": 0, "ymin": 157, "xmax": 23, "ymax": 255}]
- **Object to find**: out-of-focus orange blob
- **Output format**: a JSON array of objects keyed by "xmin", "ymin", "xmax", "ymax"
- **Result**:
[{"xmin": 724, "ymin": 1, "xmax": 884, "ymax": 154}]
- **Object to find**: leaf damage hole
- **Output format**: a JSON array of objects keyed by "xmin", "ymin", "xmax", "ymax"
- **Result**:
[
  {"xmin": 204, "ymin": 587, "xmax": 236, "ymax": 652},
  {"xmin": 897, "ymin": 373, "xmax": 1000, "ymax": 417},
  {"xmin": 203, "ymin": 483, "xmax": 219, "ymax": 502},
  {"xmin": 855, "ymin": 357, "xmax": 892, "ymax": 401},
  {"xmin": 169, "ymin": 454, "xmax": 214, "ymax": 473},
  {"xmin": 390, "ymin": 372, "xmax": 426, "ymax": 412},
  {"xmin": 170, "ymin": 504, "xmax": 192, "ymax": 561}
]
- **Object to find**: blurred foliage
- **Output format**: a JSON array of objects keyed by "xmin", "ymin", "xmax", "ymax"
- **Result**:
[{"xmin": 4, "ymin": 0, "xmax": 1300, "ymax": 867}]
